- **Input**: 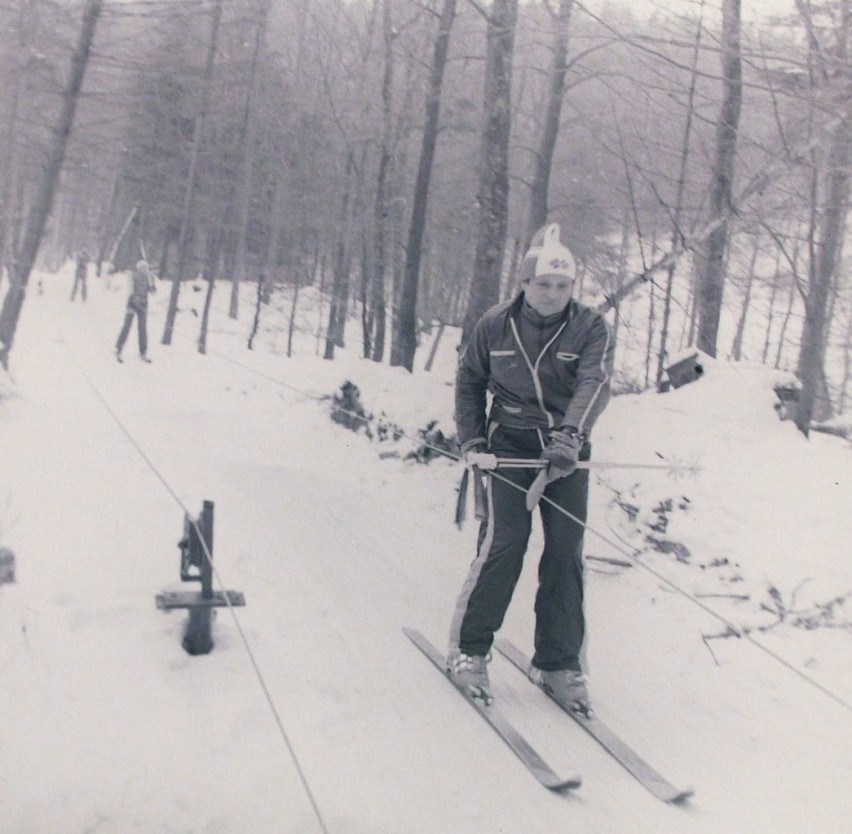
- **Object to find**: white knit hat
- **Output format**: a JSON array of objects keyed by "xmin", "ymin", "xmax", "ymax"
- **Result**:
[{"xmin": 519, "ymin": 223, "xmax": 575, "ymax": 283}]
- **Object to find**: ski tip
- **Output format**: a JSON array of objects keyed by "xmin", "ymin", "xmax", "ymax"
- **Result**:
[
  {"xmin": 666, "ymin": 786, "xmax": 695, "ymax": 804},
  {"xmin": 547, "ymin": 773, "xmax": 583, "ymax": 792}
]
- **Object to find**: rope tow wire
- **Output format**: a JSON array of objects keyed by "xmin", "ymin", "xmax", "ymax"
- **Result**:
[
  {"xmin": 138, "ymin": 321, "xmax": 852, "ymax": 716},
  {"xmin": 70, "ymin": 357, "xmax": 331, "ymax": 834},
  {"xmin": 487, "ymin": 467, "xmax": 852, "ymax": 716}
]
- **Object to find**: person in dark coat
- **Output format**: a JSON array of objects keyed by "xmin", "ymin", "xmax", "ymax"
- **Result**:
[
  {"xmin": 115, "ymin": 259, "xmax": 155, "ymax": 362},
  {"xmin": 71, "ymin": 251, "xmax": 89, "ymax": 302},
  {"xmin": 447, "ymin": 223, "xmax": 614, "ymax": 714}
]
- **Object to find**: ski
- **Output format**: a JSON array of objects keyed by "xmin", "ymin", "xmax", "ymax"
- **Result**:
[
  {"xmin": 494, "ymin": 639, "xmax": 694, "ymax": 804},
  {"xmin": 403, "ymin": 628, "xmax": 581, "ymax": 792}
]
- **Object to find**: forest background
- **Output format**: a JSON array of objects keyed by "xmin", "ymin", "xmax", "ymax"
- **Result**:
[{"xmin": 0, "ymin": 0, "xmax": 849, "ymax": 436}]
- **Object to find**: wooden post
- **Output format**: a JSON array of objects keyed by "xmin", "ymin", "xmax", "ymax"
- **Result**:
[
  {"xmin": 156, "ymin": 500, "xmax": 245, "ymax": 655},
  {"xmin": 183, "ymin": 501, "xmax": 214, "ymax": 655}
]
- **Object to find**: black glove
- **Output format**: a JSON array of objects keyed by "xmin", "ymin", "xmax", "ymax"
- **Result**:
[{"xmin": 541, "ymin": 429, "xmax": 583, "ymax": 481}]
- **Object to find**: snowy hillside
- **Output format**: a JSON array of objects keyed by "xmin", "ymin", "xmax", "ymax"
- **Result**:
[{"xmin": 0, "ymin": 265, "xmax": 850, "ymax": 834}]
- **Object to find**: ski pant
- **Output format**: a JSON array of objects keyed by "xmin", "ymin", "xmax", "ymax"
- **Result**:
[
  {"xmin": 70, "ymin": 274, "xmax": 86, "ymax": 302},
  {"xmin": 116, "ymin": 301, "xmax": 148, "ymax": 356},
  {"xmin": 449, "ymin": 424, "xmax": 590, "ymax": 672}
]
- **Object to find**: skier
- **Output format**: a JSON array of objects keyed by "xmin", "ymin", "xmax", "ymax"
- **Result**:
[
  {"xmin": 447, "ymin": 223, "xmax": 614, "ymax": 714},
  {"xmin": 70, "ymin": 251, "xmax": 88, "ymax": 302},
  {"xmin": 115, "ymin": 259, "xmax": 156, "ymax": 362}
]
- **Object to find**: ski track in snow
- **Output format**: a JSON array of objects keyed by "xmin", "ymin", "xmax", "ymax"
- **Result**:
[{"xmin": 0, "ymin": 272, "xmax": 850, "ymax": 833}]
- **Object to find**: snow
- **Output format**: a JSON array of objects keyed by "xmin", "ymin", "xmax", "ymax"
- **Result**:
[{"xmin": 1, "ymin": 264, "xmax": 850, "ymax": 834}]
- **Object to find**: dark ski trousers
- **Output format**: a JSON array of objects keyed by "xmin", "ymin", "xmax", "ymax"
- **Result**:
[
  {"xmin": 449, "ymin": 424, "xmax": 589, "ymax": 672},
  {"xmin": 70, "ymin": 274, "xmax": 86, "ymax": 302},
  {"xmin": 116, "ymin": 301, "xmax": 148, "ymax": 357}
]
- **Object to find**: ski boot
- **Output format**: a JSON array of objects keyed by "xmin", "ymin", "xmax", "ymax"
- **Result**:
[{"xmin": 447, "ymin": 651, "xmax": 493, "ymax": 705}]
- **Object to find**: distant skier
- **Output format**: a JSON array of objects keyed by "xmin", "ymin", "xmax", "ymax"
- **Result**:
[
  {"xmin": 115, "ymin": 259, "xmax": 156, "ymax": 362},
  {"xmin": 70, "ymin": 251, "xmax": 89, "ymax": 302},
  {"xmin": 447, "ymin": 223, "xmax": 614, "ymax": 715}
]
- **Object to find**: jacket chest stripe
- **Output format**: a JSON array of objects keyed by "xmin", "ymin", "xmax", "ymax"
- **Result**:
[
  {"xmin": 510, "ymin": 319, "xmax": 567, "ymax": 429},
  {"xmin": 575, "ymin": 320, "xmax": 612, "ymax": 433}
]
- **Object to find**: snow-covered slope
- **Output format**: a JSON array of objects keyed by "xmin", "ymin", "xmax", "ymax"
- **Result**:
[{"xmin": 0, "ymin": 267, "xmax": 849, "ymax": 833}]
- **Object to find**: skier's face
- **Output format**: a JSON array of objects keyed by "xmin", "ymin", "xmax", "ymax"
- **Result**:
[{"xmin": 523, "ymin": 274, "xmax": 573, "ymax": 316}]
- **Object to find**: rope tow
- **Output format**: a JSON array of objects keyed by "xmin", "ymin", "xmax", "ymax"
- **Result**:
[
  {"xmin": 71, "ymin": 355, "xmax": 331, "ymax": 834},
  {"xmin": 162, "ymin": 327, "xmax": 852, "ymax": 714},
  {"xmin": 62, "ymin": 311, "xmax": 849, "ymax": 832}
]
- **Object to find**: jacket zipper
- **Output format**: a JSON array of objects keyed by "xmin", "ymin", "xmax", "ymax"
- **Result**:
[{"xmin": 509, "ymin": 317, "xmax": 567, "ymax": 429}]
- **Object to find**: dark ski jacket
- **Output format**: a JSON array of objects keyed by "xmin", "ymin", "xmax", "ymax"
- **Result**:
[
  {"xmin": 128, "ymin": 268, "xmax": 153, "ymax": 310},
  {"xmin": 455, "ymin": 294, "xmax": 614, "ymax": 448}
]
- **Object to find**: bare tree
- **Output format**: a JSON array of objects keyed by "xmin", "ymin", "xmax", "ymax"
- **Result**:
[
  {"xmin": 228, "ymin": 0, "xmax": 269, "ymax": 320},
  {"xmin": 795, "ymin": 0, "xmax": 851, "ymax": 432},
  {"xmin": 161, "ymin": 0, "xmax": 223, "ymax": 346},
  {"xmin": 656, "ymin": 5, "xmax": 704, "ymax": 389},
  {"xmin": 730, "ymin": 232, "xmax": 760, "ymax": 360},
  {"xmin": 461, "ymin": 0, "xmax": 518, "ymax": 346},
  {"xmin": 364, "ymin": 0, "xmax": 395, "ymax": 363},
  {"xmin": 393, "ymin": 0, "xmax": 457, "ymax": 371},
  {"xmin": 695, "ymin": 0, "xmax": 743, "ymax": 357},
  {"xmin": 324, "ymin": 149, "xmax": 361, "ymax": 359},
  {"xmin": 0, "ymin": 0, "xmax": 103, "ymax": 369},
  {"xmin": 0, "ymin": 0, "xmax": 30, "ymax": 291},
  {"xmin": 524, "ymin": 0, "xmax": 574, "ymax": 244}
]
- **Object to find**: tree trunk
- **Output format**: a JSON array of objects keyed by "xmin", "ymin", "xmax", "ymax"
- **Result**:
[
  {"xmin": 839, "ymin": 301, "xmax": 852, "ymax": 413},
  {"xmin": 198, "ymin": 229, "xmax": 221, "ymax": 355},
  {"xmin": 761, "ymin": 247, "xmax": 783, "ymax": 364},
  {"xmin": 796, "ymin": 113, "xmax": 850, "ymax": 430},
  {"xmin": 229, "ymin": 0, "xmax": 268, "ymax": 320},
  {"xmin": 286, "ymin": 272, "xmax": 302, "ymax": 358},
  {"xmin": 367, "ymin": 0, "xmax": 394, "ymax": 364},
  {"xmin": 0, "ymin": 0, "xmax": 103, "ymax": 368},
  {"xmin": 695, "ymin": 0, "xmax": 742, "ymax": 358},
  {"xmin": 524, "ymin": 0, "xmax": 574, "ymax": 245},
  {"xmin": 461, "ymin": 0, "xmax": 518, "ymax": 346},
  {"xmin": 656, "ymin": 9, "xmax": 703, "ymax": 389},
  {"xmin": 324, "ymin": 151, "xmax": 358, "ymax": 360},
  {"xmin": 393, "ymin": 0, "xmax": 457, "ymax": 371},
  {"xmin": 360, "ymin": 236, "xmax": 373, "ymax": 358},
  {"xmin": 774, "ymin": 274, "xmax": 797, "ymax": 369},
  {"xmin": 731, "ymin": 234, "xmax": 760, "ymax": 360},
  {"xmin": 0, "ymin": 0, "xmax": 30, "ymax": 292},
  {"xmin": 161, "ymin": 0, "xmax": 223, "ymax": 346},
  {"xmin": 795, "ymin": 0, "xmax": 850, "ymax": 433}
]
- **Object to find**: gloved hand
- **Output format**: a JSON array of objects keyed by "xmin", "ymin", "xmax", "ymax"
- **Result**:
[
  {"xmin": 460, "ymin": 439, "xmax": 490, "ymax": 468},
  {"xmin": 541, "ymin": 429, "xmax": 583, "ymax": 481},
  {"xmin": 526, "ymin": 429, "xmax": 584, "ymax": 511}
]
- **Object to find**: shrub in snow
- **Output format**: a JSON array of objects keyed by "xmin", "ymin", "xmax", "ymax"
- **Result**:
[
  {"xmin": 328, "ymin": 381, "xmax": 458, "ymax": 464},
  {"xmin": 329, "ymin": 381, "xmax": 371, "ymax": 433}
]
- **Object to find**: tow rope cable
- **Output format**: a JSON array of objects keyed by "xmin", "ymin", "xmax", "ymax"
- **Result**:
[
  {"xmin": 71, "ymin": 354, "xmax": 331, "ymax": 834},
  {"xmin": 181, "ymin": 329, "xmax": 852, "ymax": 715}
]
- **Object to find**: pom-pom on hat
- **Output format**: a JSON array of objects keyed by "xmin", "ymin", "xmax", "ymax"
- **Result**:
[{"xmin": 519, "ymin": 223, "xmax": 575, "ymax": 284}]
